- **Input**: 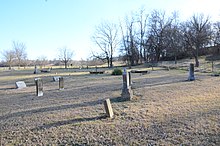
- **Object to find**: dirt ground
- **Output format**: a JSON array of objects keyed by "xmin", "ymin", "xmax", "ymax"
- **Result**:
[{"xmin": 0, "ymin": 67, "xmax": 219, "ymax": 145}]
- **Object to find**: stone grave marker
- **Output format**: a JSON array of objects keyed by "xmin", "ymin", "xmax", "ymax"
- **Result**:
[
  {"xmin": 104, "ymin": 98, "xmax": 114, "ymax": 118},
  {"xmin": 59, "ymin": 77, "xmax": 64, "ymax": 90},
  {"xmin": 53, "ymin": 76, "xmax": 61, "ymax": 82},
  {"xmin": 33, "ymin": 65, "xmax": 38, "ymax": 74},
  {"xmin": 121, "ymin": 68, "xmax": 133, "ymax": 100},
  {"xmin": 35, "ymin": 78, "xmax": 43, "ymax": 96},
  {"xmin": 15, "ymin": 81, "xmax": 26, "ymax": 89},
  {"xmin": 188, "ymin": 63, "xmax": 195, "ymax": 81}
]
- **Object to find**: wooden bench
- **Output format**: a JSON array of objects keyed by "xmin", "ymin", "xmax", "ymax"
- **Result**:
[
  {"xmin": 131, "ymin": 70, "xmax": 148, "ymax": 74},
  {"xmin": 40, "ymin": 68, "xmax": 51, "ymax": 73},
  {"xmin": 89, "ymin": 71, "xmax": 105, "ymax": 74}
]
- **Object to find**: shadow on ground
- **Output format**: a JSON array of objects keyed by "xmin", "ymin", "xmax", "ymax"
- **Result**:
[{"xmin": 32, "ymin": 115, "xmax": 106, "ymax": 130}]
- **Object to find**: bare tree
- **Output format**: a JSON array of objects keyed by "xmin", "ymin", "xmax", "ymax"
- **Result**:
[
  {"xmin": 182, "ymin": 14, "xmax": 212, "ymax": 67},
  {"xmin": 13, "ymin": 41, "xmax": 27, "ymax": 68},
  {"xmin": 1, "ymin": 49, "xmax": 15, "ymax": 70},
  {"xmin": 136, "ymin": 8, "xmax": 148, "ymax": 63},
  {"xmin": 120, "ymin": 14, "xmax": 140, "ymax": 67},
  {"xmin": 166, "ymin": 11, "xmax": 185, "ymax": 64},
  {"xmin": 58, "ymin": 47, "xmax": 73, "ymax": 69},
  {"xmin": 212, "ymin": 22, "xmax": 220, "ymax": 53},
  {"xmin": 36, "ymin": 55, "xmax": 48, "ymax": 69},
  {"xmin": 147, "ymin": 10, "xmax": 173, "ymax": 62},
  {"xmin": 92, "ymin": 21, "xmax": 118, "ymax": 68}
]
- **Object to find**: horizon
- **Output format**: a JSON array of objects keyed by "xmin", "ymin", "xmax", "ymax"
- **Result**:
[{"xmin": 0, "ymin": 0, "xmax": 220, "ymax": 61}]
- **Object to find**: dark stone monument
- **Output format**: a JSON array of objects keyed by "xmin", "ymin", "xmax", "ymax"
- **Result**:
[
  {"xmin": 33, "ymin": 65, "xmax": 38, "ymax": 74},
  {"xmin": 121, "ymin": 69, "xmax": 133, "ymax": 100},
  {"xmin": 104, "ymin": 98, "xmax": 114, "ymax": 118},
  {"xmin": 59, "ymin": 77, "xmax": 64, "ymax": 90},
  {"xmin": 35, "ymin": 78, "xmax": 43, "ymax": 96},
  {"xmin": 188, "ymin": 63, "xmax": 195, "ymax": 81}
]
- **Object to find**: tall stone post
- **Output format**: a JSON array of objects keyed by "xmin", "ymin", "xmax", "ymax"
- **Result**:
[
  {"xmin": 188, "ymin": 63, "xmax": 195, "ymax": 81},
  {"xmin": 121, "ymin": 68, "xmax": 133, "ymax": 100},
  {"xmin": 35, "ymin": 78, "xmax": 43, "ymax": 96},
  {"xmin": 33, "ymin": 65, "xmax": 37, "ymax": 74},
  {"xmin": 128, "ymin": 71, "xmax": 132, "ymax": 86},
  {"xmin": 59, "ymin": 77, "xmax": 64, "ymax": 90}
]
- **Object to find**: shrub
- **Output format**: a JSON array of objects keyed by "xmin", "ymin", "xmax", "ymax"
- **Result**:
[{"xmin": 112, "ymin": 68, "xmax": 122, "ymax": 75}]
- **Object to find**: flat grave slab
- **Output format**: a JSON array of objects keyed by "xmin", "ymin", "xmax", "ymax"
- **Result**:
[
  {"xmin": 15, "ymin": 81, "xmax": 26, "ymax": 89},
  {"xmin": 53, "ymin": 76, "xmax": 61, "ymax": 82}
]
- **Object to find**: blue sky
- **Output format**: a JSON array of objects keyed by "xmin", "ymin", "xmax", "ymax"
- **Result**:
[{"xmin": 0, "ymin": 0, "xmax": 219, "ymax": 61}]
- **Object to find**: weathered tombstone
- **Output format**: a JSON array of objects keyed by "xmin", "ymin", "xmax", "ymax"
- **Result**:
[
  {"xmin": 103, "ymin": 99, "xmax": 114, "ymax": 118},
  {"xmin": 35, "ymin": 78, "xmax": 43, "ymax": 96},
  {"xmin": 128, "ymin": 71, "xmax": 132, "ymax": 86},
  {"xmin": 33, "ymin": 65, "xmax": 38, "ymax": 74},
  {"xmin": 121, "ymin": 68, "xmax": 133, "ymax": 100},
  {"xmin": 188, "ymin": 63, "xmax": 195, "ymax": 81},
  {"xmin": 59, "ymin": 77, "xmax": 64, "ymax": 90},
  {"xmin": 15, "ymin": 81, "xmax": 26, "ymax": 89},
  {"xmin": 53, "ymin": 76, "xmax": 60, "ymax": 82}
]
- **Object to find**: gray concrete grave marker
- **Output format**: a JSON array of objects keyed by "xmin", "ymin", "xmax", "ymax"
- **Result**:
[
  {"xmin": 59, "ymin": 77, "xmax": 64, "ymax": 90},
  {"xmin": 35, "ymin": 78, "xmax": 43, "ymax": 96},
  {"xmin": 121, "ymin": 68, "xmax": 133, "ymax": 100},
  {"xmin": 53, "ymin": 76, "xmax": 61, "ymax": 82},
  {"xmin": 188, "ymin": 63, "xmax": 195, "ymax": 81},
  {"xmin": 104, "ymin": 98, "xmax": 114, "ymax": 118},
  {"xmin": 15, "ymin": 81, "xmax": 26, "ymax": 89}
]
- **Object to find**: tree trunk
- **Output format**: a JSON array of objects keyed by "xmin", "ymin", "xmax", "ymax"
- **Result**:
[
  {"xmin": 174, "ymin": 56, "xmax": 177, "ymax": 64},
  {"xmin": 110, "ymin": 55, "xmax": 113, "ymax": 68},
  {"xmin": 65, "ymin": 61, "xmax": 67, "ymax": 69},
  {"xmin": 195, "ymin": 56, "xmax": 199, "ymax": 67}
]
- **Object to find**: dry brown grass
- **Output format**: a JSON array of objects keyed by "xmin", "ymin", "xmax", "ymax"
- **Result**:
[{"xmin": 0, "ymin": 66, "xmax": 219, "ymax": 145}]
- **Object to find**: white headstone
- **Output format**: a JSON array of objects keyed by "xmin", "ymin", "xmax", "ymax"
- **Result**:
[
  {"xmin": 53, "ymin": 76, "xmax": 61, "ymax": 82},
  {"xmin": 15, "ymin": 81, "xmax": 26, "ymax": 89}
]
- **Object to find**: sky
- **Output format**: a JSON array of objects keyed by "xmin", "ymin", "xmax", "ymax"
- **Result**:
[{"xmin": 0, "ymin": 0, "xmax": 220, "ymax": 61}]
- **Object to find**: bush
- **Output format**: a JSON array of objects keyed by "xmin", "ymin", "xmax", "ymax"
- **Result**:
[{"xmin": 112, "ymin": 68, "xmax": 122, "ymax": 75}]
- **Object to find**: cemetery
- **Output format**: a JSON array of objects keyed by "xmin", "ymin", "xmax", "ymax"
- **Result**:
[{"xmin": 0, "ymin": 59, "xmax": 219, "ymax": 145}]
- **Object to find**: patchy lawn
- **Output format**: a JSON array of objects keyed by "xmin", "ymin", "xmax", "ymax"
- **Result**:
[{"xmin": 0, "ymin": 68, "xmax": 219, "ymax": 145}]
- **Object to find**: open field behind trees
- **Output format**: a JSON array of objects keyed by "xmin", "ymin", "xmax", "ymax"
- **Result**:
[{"xmin": 0, "ymin": 59, "xmax": 220, "ymax": 145}]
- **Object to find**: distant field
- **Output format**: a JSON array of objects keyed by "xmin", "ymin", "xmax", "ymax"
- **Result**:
[{"xmin": 0, "ymin": 60, "xmax": 219, "ymax": 145}]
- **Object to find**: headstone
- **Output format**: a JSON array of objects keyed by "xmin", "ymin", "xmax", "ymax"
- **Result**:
[
  {"xmin": 104, "ymin": 99, "xmax": 114, "ymax": 118},
  {"xmin": 35, "ymin": 78, "xmax": 43, "ymax": 96},
  {"xmin": 15, "ymin": 81, "xmax": 26, "ymax": 89},
  {"xmin": 53, "ymin": 76, "xmax": 60, "ymax": 82},
  {"xmin": 59, "ymin": 77, "xmax": 64, "ymax": 90},
  {"xmin": 188, "ymin": 63, "xmax": 195, "ymax": 81},
  {"xmin": 128, "ymin": 72, "xmax": 132, "ymax": 86},
  {"xmin": 33, "ymin": 65, "xmax": 38, "ymax": 74},
  {"xmin": 121, "ymin": 69, "xmax": 133, "ymax": 100}
]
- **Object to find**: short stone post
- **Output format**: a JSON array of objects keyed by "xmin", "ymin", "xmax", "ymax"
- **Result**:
[
  {"xmin": 35, "ymin": 78, "xmax": 43, "ymax": 96},
  {"xmin": 121, "ymin": 68, "xmax": 133, "ymax": 100},
  {"xmin": 59, "ymin": 77, "xmax": 64, "ymax": 90},
  {"xmin": 104, "ymin": 99, "xmax": 114, "ymax": 118},
  {"xmin": 188, "ymin": 63, "xmax": 195, "ymax": 81}
]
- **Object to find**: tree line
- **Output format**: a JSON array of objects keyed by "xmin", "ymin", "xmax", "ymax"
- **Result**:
[
  {"xmin": 1, "ymin": 9, "xmax": 220, "ymax": 69},
  {"xmin": 92, "ymin": 9, "xmax": 220, "ymax": 67}
]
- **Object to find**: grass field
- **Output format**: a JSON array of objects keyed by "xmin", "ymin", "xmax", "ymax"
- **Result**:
[{"xmin": 0, "ymin": 60, "xmax": 219, "ymax": 145}]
